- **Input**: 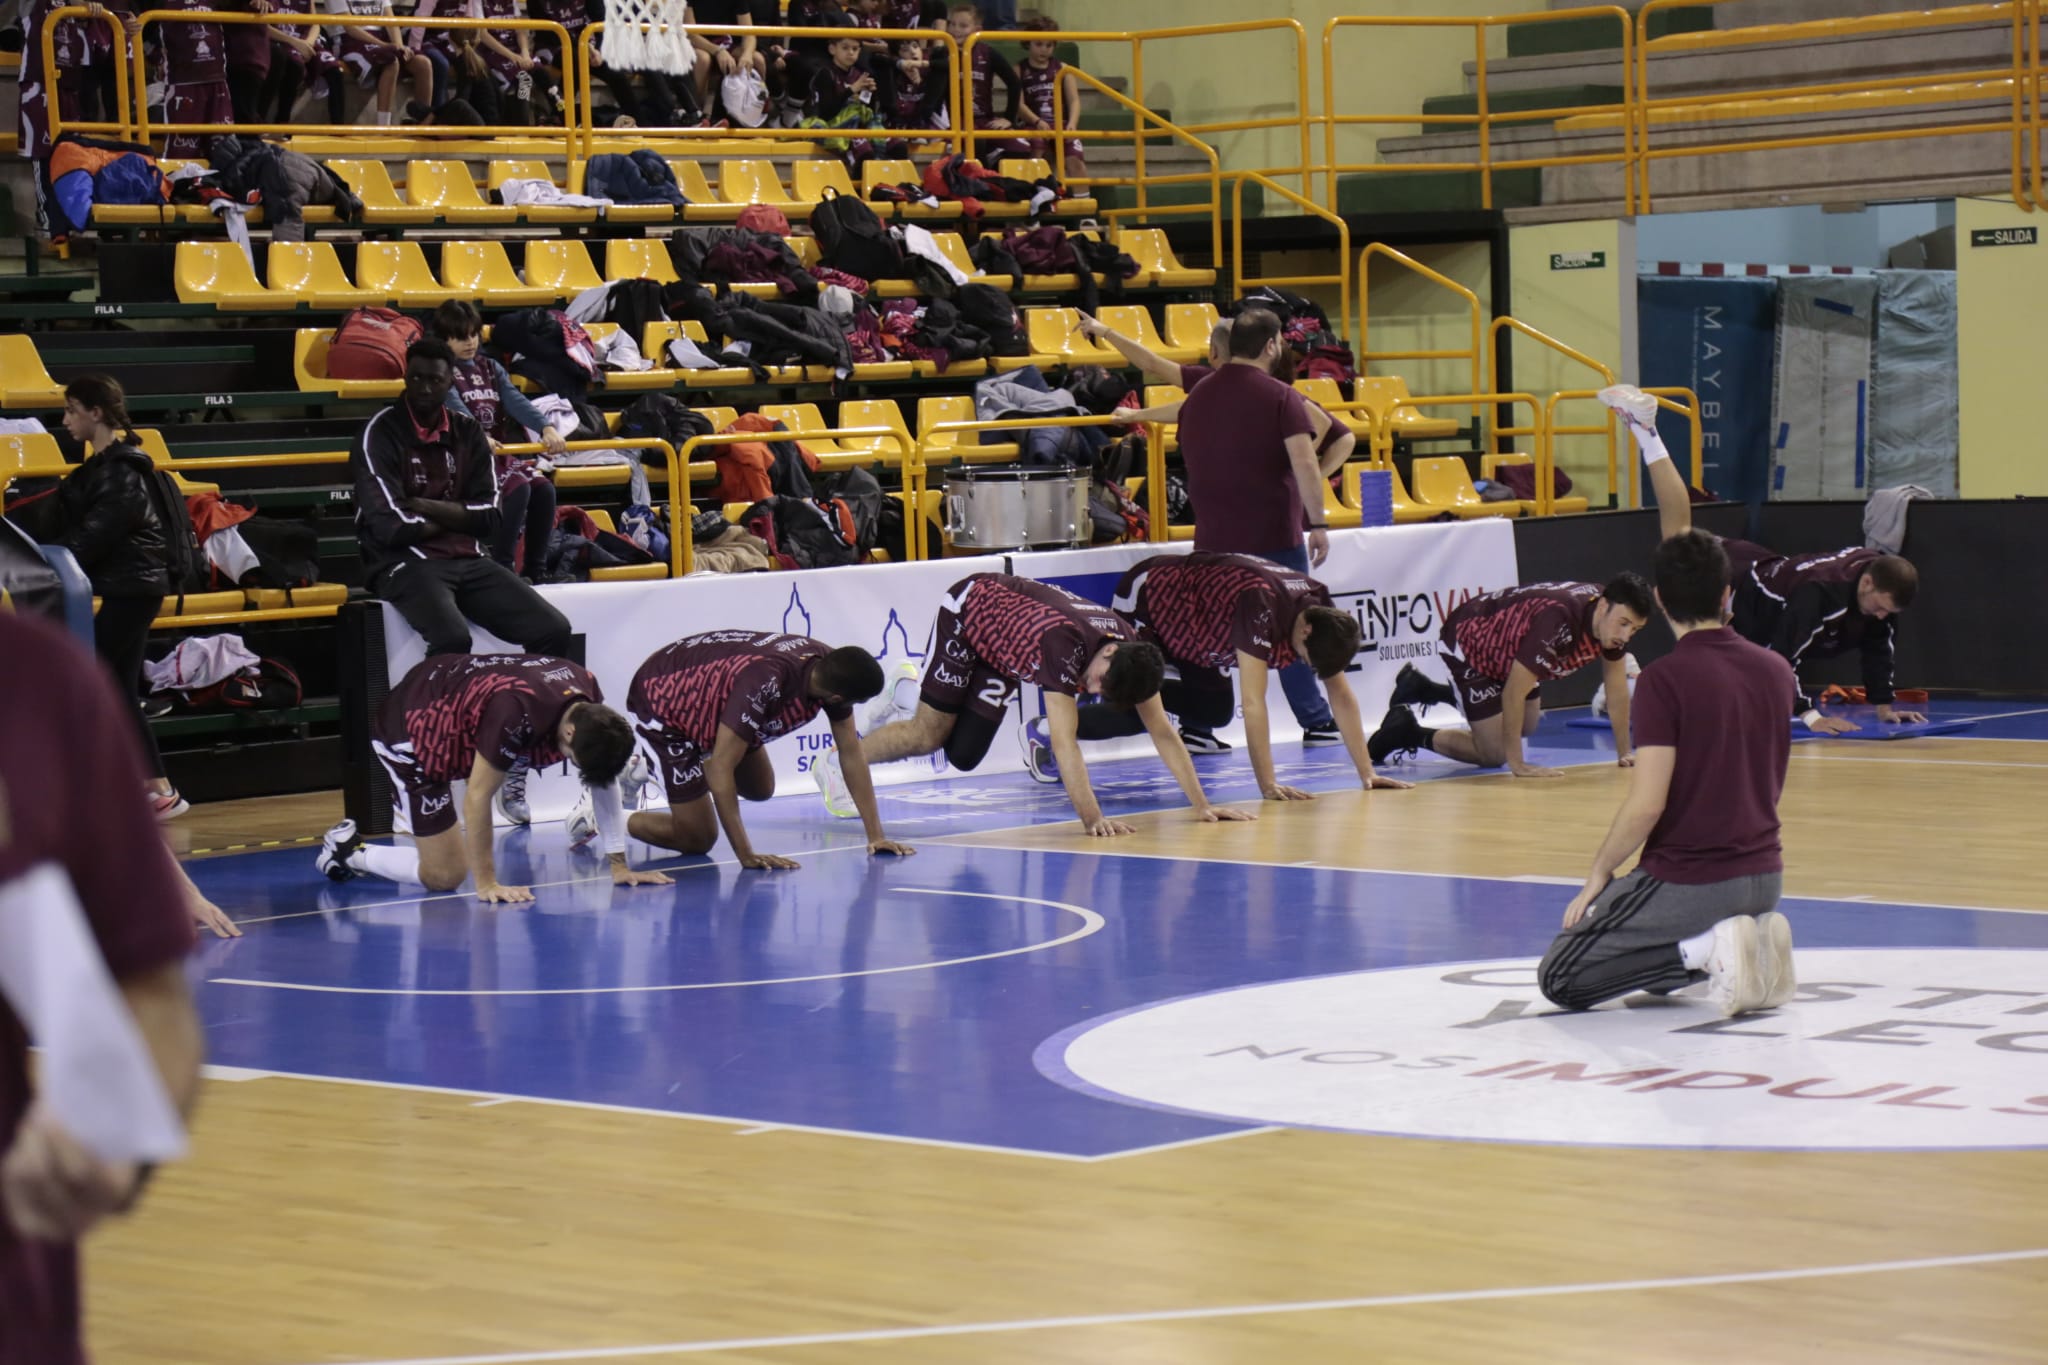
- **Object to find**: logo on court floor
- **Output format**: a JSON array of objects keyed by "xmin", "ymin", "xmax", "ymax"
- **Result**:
[{"xmin": 1036, "ymin": 950, "xmax": 2048, "ymax": 1151}]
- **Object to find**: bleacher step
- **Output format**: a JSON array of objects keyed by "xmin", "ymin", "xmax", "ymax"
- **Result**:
[
  {"xmin": 1507, "ymin": 7, "xmax": 1711, "ymax": 59},
  {"xmin": 1421, "ymin": 84, "xmax": 1626, "ymax": 121}
]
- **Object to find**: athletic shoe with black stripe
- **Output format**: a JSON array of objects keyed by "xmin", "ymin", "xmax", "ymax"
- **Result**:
[
  {"xmin": 317, "ymin": 819, "xmax": 365, "ymax": 882},
  {"xmin": 1179, "ymin": 727, "xmax": 1231, "ymax": 755}
]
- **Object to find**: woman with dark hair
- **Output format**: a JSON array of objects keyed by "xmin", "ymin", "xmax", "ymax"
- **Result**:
[
  {"xmin": 49, "ymin": 376, "xmax": 189, "ymax": 819},
  {"xmin": 430, "ymin": 300, "xmax": 568, "ymax": 582}
]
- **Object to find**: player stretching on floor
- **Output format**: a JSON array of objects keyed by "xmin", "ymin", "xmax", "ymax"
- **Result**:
[
  {"xmin": 1538, "ymin": 529, "xmax": 1797, "ymax": 1017},
  {"xmin": 815, "ymin": 573, "xmax": 1256, "ymax": 836},
  {"xmin": 318, "ymin": 653, "xmax": 674, "ymax": 901},
  {"xmin": 1044, "ymin": 552, "xmax": 1410, "ymax": 800},
  {"xmin": 602, "ymin": 630, "xmax": 914, "ymax": 871},
  {"xmin": 1368, "ymin": 577, "xmax": 1654, "ymax": 777},
  {"xmin": 1600, "ymin": 384, "xmax": 1924, "ymax": 735}
]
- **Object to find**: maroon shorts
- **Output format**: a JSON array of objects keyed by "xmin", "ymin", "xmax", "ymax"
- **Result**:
[
  {"xmin": 162, "ymin": 80, "xmax": 233, "ymax": 160},
  {"xmin": 635, "ymin": 722, "xmax": 713, "ymax": 807},
  {"xmin": 917, "ymin": 603, "xmax": 1015, "ymax": 728},
  {"xmin": 340, "ymin": 34, "xmax": 408, "ymax": 78},
  {"xmin": 370, "ymin": 735, "xmax": 460, "ymax": 838},
  {"xmin": 1438, "ymin": 638, "xmax": 1506, "ymax": 725}
]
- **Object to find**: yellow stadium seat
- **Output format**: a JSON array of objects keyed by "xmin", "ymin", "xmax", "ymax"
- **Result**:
[
  {"xmin": 407, "ymin": 160, "xmax": 518, "ymax": 224},
  {"xmin": 1118, "ymin": 228, "xmax": 1215, "ymax": 288},
  {"xmin": 1294, "ymin": 377, "xmax": 1371, "ymax": 439},
  {"xmin": 583, "ymin": 507, "xmax": 669, "ymax": 581},
  {"xmin": 265, "ymin": 241, "xmax": 383, "ymax": 309},
  {"xmin": 861, "ymin": 159, "xmax": 947, "ymax": 217},
  {"xmin": 917, "ymin": 394, "xmax": 1014, "ymax": 460},
  {"xmin": 293, "ymin": 329, "xmax": 403, "ymax": 399},
  {"xmin": 835, "ymin": 399, "xmax": 912, "ymax": 463},
  {"xmin": 486, "ymin": 159, "xmax": 598, "ymax": 224},
  {"xmin": 0, "ymin": 431, "xmax": 70, "ymax": 481},
  {"xmin": 758, "ymin": 402, "xmax": 841, "ymax": 451},
  {"xmin": 1479, "ymin": 452, "xmax": 1590, "ymax": 516},
  {"xmin": 523, "ymin": 240, "xmax": 605, "ymax": 300},
  {"xmin": 1355, "ymin": 374, "xmax": 1463, "ymax": 442},
  {"xmin": 998, "ymin": 158, "xmax": 1096, "ymax": 215},
  {"xmin": 1025, "ymin": 307, "xmax": 1120, "ymax": 363},
  {"xmin": 175, "ymin": 241, "xmax": 294, "ymax": 310},
  {"xmin": 871, "ymin": 230, "xmax": 974, "ymax": 298},
  {"xmin": 0, "ymin": 335, "xmax": 66, "ymax": 409},
  {"xmin": 720, "ymin": 159, "xmax": 799, "ymax": 207},
  {"xmin": 1096, "ymin": 305, "xmax": 1190, "ymax": 363},
  {"xmin": 789, "ymin": 159, "xmax": 857, "ymax": 205},
  {"xmin": 594, "ymin": 321, "xmax": 681, "ymax": 393},
  {"xmin": 696, "ymin": 405, "xmax": 740, "ymax": 431},
  {"xmin": 668, "ymin": 159, "xmax": 739, "ymax": 221},
  {"xmin": 242, "ymin": 583, "xmax": 348, "ymax": 611},
  {"xmin": 1163, "ymin": 302, "xmax": 1221, "ymax": 359},
  {"xmin": 644, "ymin": 321, "xmax": 756, "ymax": 388},
  {"xmin": 604, "ymin": 238, "xmax": 681, "ymax": 285},
  {"xmin": 325, "ymin": 159, "xmax": 436, "ymax": 226},
  {"xmin": 440, "ymin": 241, "xmax": 558, "ymax": 307},
  {"xmin": 1411, "ymin": 455, "xmax": 1518, "ymax": 519},
  {"xmin": 356, "ymin": 241, "xmax": 456, "ymax": 306}
]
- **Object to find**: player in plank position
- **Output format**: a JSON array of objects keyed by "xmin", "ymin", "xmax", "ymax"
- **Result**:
[
  {"xmin": 1036, "ymin": 551, "xmax": 1411, "ymax": 800},
  {"xmin": 599, "ymin": 630, "xmax": 914, "ymax": 871},
  {"xmin": 1539, "ymin": 528, "xmax": 1797, "ymax": 1018},
  {"xmin": 317, "ymin": 653, "xmax": 673, "ymax": 902},
  {"xmin": 1368, "ymin": 577, "xmax": 1654, "ymax": 777},
  {"xmin": 1600, "ymin": 384, "xmax": 1923, "ymax": 735},
  {"xmin": 815, "ymin": 573, "xmax": 1257, "ymax": 836}
]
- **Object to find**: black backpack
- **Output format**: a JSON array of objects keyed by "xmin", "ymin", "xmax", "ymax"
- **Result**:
[
  {"xmin": 811, "ymin": 187, "xmax": 902, "ymax": 282},
  {"xmin": 956, "ymin": 283, "xmax": 1024, "ymax": 354},
  {"xmin": 127, "ymin": 454, "xmax": 210, "ymax": 598}
]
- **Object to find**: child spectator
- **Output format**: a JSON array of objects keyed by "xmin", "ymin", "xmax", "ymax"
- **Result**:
[
  {"xmin": 847, "ymin": 0, "xmax": 889, "ymax": 59},
  {"xmin": 687, "ymin": 0, "xmax": 769, "ymax": 120},
  {"xmin": 1016, "ymin": 16, "xmax": 1081, "ymax": 176},
  {"xmin": 144, "ymin": 0, "xmax": 236, "ymax": 159},
  {"xmin": 260, "ymin": 0, "xmax": 346, "ymax": 123},
  {"xmin": 225, "ymin": 0, "xmax": 276, "ymax": 126},
  {"xmin": 802, "ymin": 32, "xmax": 888, "ymax": 165},
  {"xmin": 884, "ymin": 34, "xmax": 943, "ymax": 132},
  {"xmin": 772, "ymin": 0, "xmax": 847, "ymax": 121},
  {"xmin": 19, "ymin": 0, "xmax": 121, "ymax": 162},
  {"xmin": 431, "ymin": 301, "xmax": 568, "ymax": 584},
  {"xmin": 323, "ymin": 0, "xmax": 434, "ymax": 125},
  {"xmin": 934, "ymin": 3, "xmax": 1017, "ymax": 146}
]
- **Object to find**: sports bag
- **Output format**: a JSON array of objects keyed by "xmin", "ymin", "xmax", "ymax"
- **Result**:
[
  {"xmin": 810, "ymin": 187, "xmax": 902, "ymax": 282},
  {"xmin": 326, "ymin": 306, "xmax": 423, "ymax": 381}
]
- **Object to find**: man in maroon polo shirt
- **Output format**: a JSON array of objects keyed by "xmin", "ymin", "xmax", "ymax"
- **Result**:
[
  {"xmin": 2, "ymin": 612, "xmax": 203, "ymax": 1364},
  {"xmin": 1538, "ymin": 530, "xmax": 1798, "ymax": 1017}
]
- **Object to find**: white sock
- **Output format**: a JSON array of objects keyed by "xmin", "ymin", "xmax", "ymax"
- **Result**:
[
  {"xmin": 350, "ymin": 843, "xmax": 423, "ymax": 884},
  {"xmin": 1627, "ymin": 420, "xmax": 1671, "ymax": 466},
  {"xmin": 376, "ymin": 110, "xmax": 393, "ymax": 126},
  {"xmin": 1678, "ymin": 926, "xmax": 1717, "ymax": 971}
]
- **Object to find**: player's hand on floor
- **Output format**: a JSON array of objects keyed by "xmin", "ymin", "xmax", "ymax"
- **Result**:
[
  {"xmin": 613, "ymin": 867, "xmax": 674, "ymax": 888},
  {"xmin": 1197, "ymin": 805, "xmax": 1257, "ymax": 823},
  {"xmin": 476, "ymin": 881, "xmax": 535, "ymax": 904},
  {"xmin": 1365, "ymin": 774, "xmax": 1413, "ymax": 791},
  {"xmin": 868, "ymin": 838, "xmax": 916, "ymax": 857},
  {"xmin": 190, "ymin": 894, "xmax": 242, "ymax": 938},
  {"xmin": 1084, "ymin": 817, "xmax": 1135, "ymax": 837},
  {"xmin": 739, "ymin": 852, "xmax": 801, "ymax": 871},
  {"xmin": 1261, "ymin": 784, "xmax": 1314, "ymax": 802},
  {"xmin": 1809, "ymin": 716, "xmax": 1860, "ymax": 735},
  {"xmin": 1508, "ymin": 762, "xmax": 1561, "ymax": 780},
  {"xmin": 1617, "ymin": 754, "xmax": 1636, "ymax": 769},
  {"xmin": 1877, "ymin": 707, "xmax": 1926, "ymax": 725}
]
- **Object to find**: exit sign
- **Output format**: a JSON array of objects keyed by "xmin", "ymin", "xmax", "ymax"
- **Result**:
[
  {"xmin": 1550, "ymin": 251, "xmax": 1607, "ymax": 270},
  {"xmin": 1970, "ymin": 227, "xmax": 2037, "ymax": 247}
]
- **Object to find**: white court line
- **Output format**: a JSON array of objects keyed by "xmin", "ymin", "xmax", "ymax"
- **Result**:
[
  {"xmin": 731, "ymin": 1124, "xmax": 779, "ymax": 1136},
  {"xmin": 1792, "ymin": 753, "xmax": 2048, "ymax": 770},
  {"xmin": 290, "ymin": 1246, "xmax": 2048, "ymax": 1365}
]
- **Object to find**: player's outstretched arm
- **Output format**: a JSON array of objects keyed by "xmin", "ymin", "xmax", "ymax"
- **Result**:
[
  {"xmin": 829, "ymin": 714, "xmax": 915, "ymax": 857},
  {"xmin": 1137, "ymin": 694, "xmax": 1255, "ymax": 825},
  {"xmin": 1601, "ymin": 654, "xmax": 1635, "ymax": 768},
  {"xmin": 1325, "ymin": 672, "xmax": 1411, "ymax": 791},
  {"xmin": 465, "ymin": 754, "xmax": 532, "ymax": 903},
  {"xmin": 709, "ymin": 726, "xmax": 798, "ymax": 870},
  {"xmin": 1044, "ymin": 693, "xmax": 1127, "ymax": 837},
  {"xmin": 1235, "ymin": 653, "xmax": 1306, "ymax": 801}
]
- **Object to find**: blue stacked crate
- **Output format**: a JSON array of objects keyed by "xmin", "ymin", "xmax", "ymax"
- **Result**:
[{"xmin": 1352, "ymin": 469, "xmax": 1394, "ymax": 528}]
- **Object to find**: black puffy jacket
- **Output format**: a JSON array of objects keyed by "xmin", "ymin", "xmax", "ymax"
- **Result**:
[{"xmin": 53, "ymin": 444, "xmax": 169, "ymax": 597}]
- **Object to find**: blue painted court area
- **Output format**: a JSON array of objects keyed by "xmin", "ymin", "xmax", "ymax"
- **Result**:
[{"xmin": 184, "ymin": 702, "xmax": 2048, "ymax": 1159}]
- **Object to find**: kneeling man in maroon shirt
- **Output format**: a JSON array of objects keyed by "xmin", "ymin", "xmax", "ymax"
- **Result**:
[{"xmin": 1539, "ymin": 530, "xmax": 1799, "ymax": 1017}]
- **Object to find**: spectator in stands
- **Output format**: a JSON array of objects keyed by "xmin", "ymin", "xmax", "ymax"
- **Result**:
[
  {"xmin": 225, "ymin": 0, "xmax": 276, "ymax": 127},
  {"xmin": 323, "ymin": 0, "xmax": 434, "ymax": 126},
  {"xmin": 261, "ymin": 0, "xmax": 347, "ymax": 125},
  {"xmin": 474, "ymin": 0, "xmax": 557, "ymax": 122},
  {"xmin": 1017, "ymin": 17, "xmax": 1081, "ymax": 177},
  {"xmin": 144, "ymin": 0, "xmax": 236, "ymax": 159},
  {"xmin": 935, "ymin": 3, "xmax": 1019, "ymax": 142},
  {"xmin": 0, "ymin": 614, "xmax": 204, "ymax": 1365},
  {"xmin": 773, "ymin": 0, "xmax": 852, "ymax": 120},
  {"xmin": 19, "ymin": 0, "xmax": 121, "ymax": 163},
  {"xmin": 351, "ymin": 338, "xmax": 572, "ymax": 658},
  {"xmin": 431, "ymin": 301, "xmax": 568, "ymax": 584},
  {"xmin": 46, "ymin": 376, "xmax": 191, "ymax": 819},
  {"xmin": 847, "ymin": 0, "xmax": 890, "ymax": 59},
  {"xmin": 689, "ymin": 0, "xmax": 771, "ymax": 118},
  {"xmin": 803, "ymin": 33, "xmax": 887, "ymax": 163},
  {"xmin": 884, "ymin": 34, "xmax": 943, "ymax": 131}
]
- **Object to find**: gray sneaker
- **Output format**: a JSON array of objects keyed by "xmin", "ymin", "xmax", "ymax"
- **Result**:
[{"xmin": 1597, "ymin": 383, "xmax": 1659, "ymax": 433}]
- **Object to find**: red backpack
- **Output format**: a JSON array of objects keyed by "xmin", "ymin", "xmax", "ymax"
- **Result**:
[{"xmin": 327, "ymin": 306, "xmax": 423, "ymax": 380}]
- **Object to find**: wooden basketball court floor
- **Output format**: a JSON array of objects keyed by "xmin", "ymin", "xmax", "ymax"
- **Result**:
[{"xmin": 98, "ymin": 702, "xmax": 2048, "ymax": 1364}]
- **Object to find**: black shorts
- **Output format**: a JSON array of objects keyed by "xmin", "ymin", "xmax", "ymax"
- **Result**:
[
  {"xmin": 1438, "ymin": 640, "xmax": 1505, "ymax": 724},
  {"xmin": 370, "ymin": 736, "xmax": 460, "ymax": 838},
  {"xmin": 918, "ymin": 601, "xmax": 1016, "ymax": 728},
  {"xmin": 636, "ymin": 722, "xmax": 712, "ymax": 806}
]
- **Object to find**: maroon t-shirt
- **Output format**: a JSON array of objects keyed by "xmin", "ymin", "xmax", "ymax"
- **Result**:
[
  {"xmin": 1176, "ymin": 362, "xmax": 1315, "ymax": 556},
  {"xmin": 954, "ymin": 573, "xmax": 1131, "ymax": 696},
  {"xmin": 1, "ymin": 614, "xmax": 194, "ymax": 1363},
  {"xmin": 1632, "ymin": 627, "xmax": 1797, "ymax": 884},
  {"xmin": 152, "ymin": 0, "xmax": 230, "ymax": 83},
  {"xmin": 1117, "ymin": 552, "xmax": 1331, "ymax": 671},
  {"xmin": 628, "ymin": 631, "xmax": 851, "ymax": 748},
  {"xmin": 1443, "ymin": 581, "xmax": 1623, "ymax": 683},
  {"xmin": 380, "ymin": 653, "xmax": 598, "ymax": 781}
]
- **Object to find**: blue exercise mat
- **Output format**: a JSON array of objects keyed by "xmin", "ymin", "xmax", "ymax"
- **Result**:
[{"xmin": 1565, "ymin": 714, "xmax": 1976, "ymax": 740}]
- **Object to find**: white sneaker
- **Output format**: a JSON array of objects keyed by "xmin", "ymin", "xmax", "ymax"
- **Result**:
[
  {"xmin": 1755, "ymin": 911, "xmax": 1796, "ymax": 1009},
  {"xmin": 316, "ymin": 819, "xmax": 364, "ymax": 882},
  {"xmin": 864, "ymin": 660, "xmax": 923, "ymax": 734},
  {"xmin": 620, "ymin": 752, "xmax": 654, "ymax": 812},
  {"xmin": 1703, "ymin": 915, "xmax": 1763, "ymax": 1016},
  {"xmin": 493, "ymin": 760, "xmax": 532, "ymax": 825},
  {"xmin": 1023, "ymin": 716, "xmax": 1060, "ymax": 785},
  {"xmin": 565, "ymin": 788, "xmax": 598, "ymax": 848},
  {"xmin": 812, "ymin": 748, "xmax": 859, "ymax": 819},
  {"xmin": 1596, "ymin": 383, "xmax": 1659, "ymax": 433}
]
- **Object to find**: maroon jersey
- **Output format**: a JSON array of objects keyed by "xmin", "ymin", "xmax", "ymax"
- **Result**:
[
  {"xmin": 1442, "ymin": 581, "xmax": 1621, "ymax": 683},
  {"xmin": 450, "ymin": 357, "xmax": 506, "ymax": 437},
  {"xmin": 1, "ymin": 615, "xmax": 193, "ymax": 1363},
  {"xmin": 26, "ymin": 0, "xmax": 98, "ymax": 69},
  {"xmin": 152, "ymin": 0, "xmax": 230, "ymax": 83},
  {"xmin": 1723, "ymin": 538, "xmax": 1897, "ymax": 712},
  {"xmin": 1017, "ymin": 56, "xmax": 1063, "ymax": 128},
  {"xmin": 526, "ymin": 0, "xmax": 589, "ymax": 43},
  {"xmin": 950, "ymin": 573, "xmax": 1131, "ymax": 696},
  {"xmin": 1116, "ymin": 552, "xmax": 1332, "ymax": 671},
  {"xmin": 628, "ymin": 631, "xmax": 850, "ymax": 748},
  {"xmin": 380, "ymin": 653, "xmax": 598, "ymax": 781}
]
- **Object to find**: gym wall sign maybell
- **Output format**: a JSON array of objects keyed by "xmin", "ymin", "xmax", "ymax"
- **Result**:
[
  {"xmin": 1969, "ymin": 227, "xmax": 2038, "ymax": 247},
  {"xmin": 1549, "ymin": 251, "xmax": 1607, "ymax": 270}
]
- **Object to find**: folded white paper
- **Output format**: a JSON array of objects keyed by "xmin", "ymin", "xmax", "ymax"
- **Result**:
[{"xmin": 0, "ymin": 863, "xmax": 188, "ymax": 1164}]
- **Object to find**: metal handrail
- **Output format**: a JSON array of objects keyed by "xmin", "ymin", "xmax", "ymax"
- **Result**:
[
  {"xmin": 673, "ymin": 427, "xmax": 911, "ymax": 567},
  {"xmin": 1232, "ymin": 171, "xmax": 1348, "ymax": 317},
  {"xmin": 41, "ymin": 7, "xmax": 134, "ymax": 143},
  {"xmin": 1357, "ymin": 244, "xmax": 1484, "ymax": 436}
]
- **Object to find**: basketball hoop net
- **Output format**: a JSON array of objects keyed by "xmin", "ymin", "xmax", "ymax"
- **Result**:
[{"xmin": 602, "ymin": 0, "xmax": 696, "ymax": 75}]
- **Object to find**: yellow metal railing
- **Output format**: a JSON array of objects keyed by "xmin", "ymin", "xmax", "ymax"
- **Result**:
[
  {"xmin": 1232, "ymin": 171, "xmax": 1349, "ymax": 323},
  {"xmin": 41, "ymin": 7, "xmax": 133, "ymax": 143},
  {"xmin": 675, "ymin": 428, "xmax": 911, "ymax": 568},
  {"xmin": 1357, "ymin": 244, "xmax": 1484, "ymax": 432}
]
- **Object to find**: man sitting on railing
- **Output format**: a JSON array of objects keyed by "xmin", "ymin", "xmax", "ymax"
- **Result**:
[{"xmin": 351, "ymin": 338, "xmax": 573, "ymax": 668}]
